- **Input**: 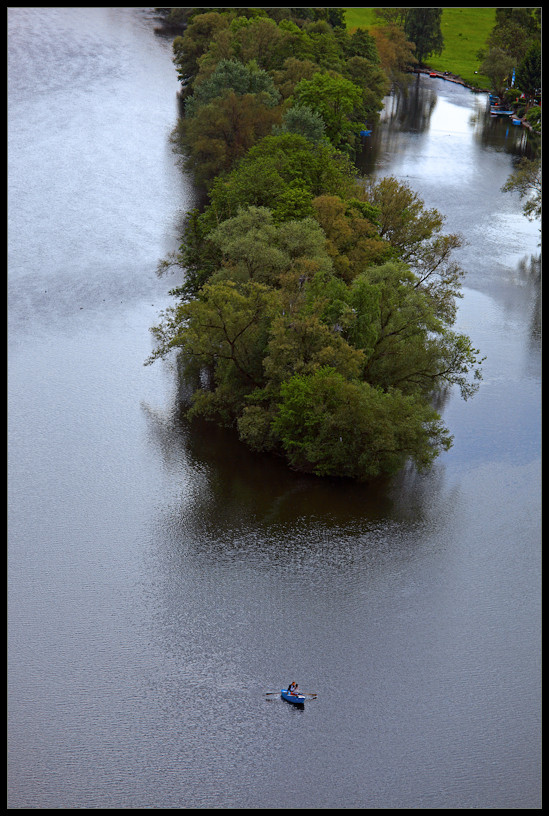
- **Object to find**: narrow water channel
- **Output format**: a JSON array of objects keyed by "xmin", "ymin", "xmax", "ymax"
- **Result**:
[{"xmin": 8, "ymin": 9, "xmax": 541, "ymax": 809}]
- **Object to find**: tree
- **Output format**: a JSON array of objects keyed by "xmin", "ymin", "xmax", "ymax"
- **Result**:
[
  {"xmin": 172, "ymin": 12, "xmax": 231, "ymax": 92},
  {"xmin": 270, "ymin": 366, "xmax": 452, "ymax": 479},
  {"xmin": 343, "ymin": 56, "xmax": 389, "ymax": 125},
  {"xmin": 205, "ymin": 133, "xmax": 358, "ymax": 225},
  {"xmin": 363, "ymin": 176, "xmax": 463, "ymax": 324},
  {"xmin": 359, "ymin": 261, "xmax": 483, "ymax": 401},
  {"xmin": 479, "ymin": 47, "xmax": 515, "ymax": 99},
  {"xmin": 515, "ymin": 41, "xmax": 541, "ymax": 102},
  {"xmin": 231, "ymin": 15, "xmax": 299, "ymax": 71},
  {"xmin": 147, "ymin": 279, "xmax": 279, "ymax": 424},
  {"xmin": 274, "ymin": 104, "xmax": 327, "ymax": 144},
  {"xmin": 403, "ymin": 8, "xmax": 444, "ymax": 66},
  {"xmin": 490, "ymin": 7, "xmax": 541, "ymax": 64},
  {"xmin": 271, "ymin": 57, "xmax": 321, "ymax": 100},
  {"xmin": 291, "ymin": 72, "xmax": 364, "ymax": 146},
  {"xmin": 179, "ymin": 90, "xmax": 282, "ymax": 184},
  {"xmin": 184, "ymin": 58, "xmax": 280, "ymax": 118},
  {"xmin": 370, "ymin": 23, "xmax": 417, "ymax": 85},
  {"xmin": 502, "ymin": 157, "xmax": 541, "ymax": 223},
  {"xmin": 373, "ymin": 8, "xmax": 407, "ymax": 26},
  {"xmin": 206, "ymin": 206, "xmax": 332, "ymax": 286},
  {"xmin": 478, "ymin": 7, "xmax": 540, "ymax": 97},
  {"xmin": 311, "ymin": 194, "xmax": 390, "ymax": 282}
]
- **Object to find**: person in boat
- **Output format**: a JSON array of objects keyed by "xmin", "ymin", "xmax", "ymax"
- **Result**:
[{"xmin": 287, "ymin": 681, "xmax": 297, "ymax": 693}]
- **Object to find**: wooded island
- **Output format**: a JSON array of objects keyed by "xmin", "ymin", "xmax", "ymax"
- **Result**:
[{"xmin": 148, "ymin": 8, "xmax": 486, "ymax": 481}]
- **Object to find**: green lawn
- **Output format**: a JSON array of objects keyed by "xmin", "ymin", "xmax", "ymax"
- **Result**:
[{"xmin": 344, "ymin": 8, "xmax": 496, "ymax": 89}]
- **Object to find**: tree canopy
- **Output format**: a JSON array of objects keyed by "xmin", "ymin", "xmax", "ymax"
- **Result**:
[
  {"xmin": 148, "ymin": 7, "xmax": 484, "ymax": 481},
  {"xmin": 478, "ymin": 7, "xmax": 541, "ymax": 100},
  {"xmin": 402, "ymin": 8, "xmax": 444, "ymax": 66}
]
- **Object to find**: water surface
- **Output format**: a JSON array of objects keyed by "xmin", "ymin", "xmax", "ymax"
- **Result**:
[{"xmin": 8, "ymin": 9, "xmax": 541, "ymax": 808}]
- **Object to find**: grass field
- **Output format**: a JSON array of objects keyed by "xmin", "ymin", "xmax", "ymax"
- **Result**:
[{"xmin": 344, "ymin": 8, "xmax": 496, "ymax": 89}]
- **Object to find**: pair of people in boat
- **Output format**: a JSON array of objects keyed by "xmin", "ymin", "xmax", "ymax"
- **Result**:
[{"xmin": 287, "ymin": 681, "xmax": 299, "ymax": 695}]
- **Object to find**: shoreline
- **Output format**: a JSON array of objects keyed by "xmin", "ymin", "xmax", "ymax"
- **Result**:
[
  {"xmin": 413, "ymin": 67, "xmax": 488, "ymax": 94},
  {"xmin": 414, "ymin": 68, "xmax": 536, "ymax": 133}
]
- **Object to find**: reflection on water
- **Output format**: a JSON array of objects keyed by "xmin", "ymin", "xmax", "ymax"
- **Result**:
[
  {"xmin": 357, "ymin": 72, "xmax": 538, "ymax": 178},
  {"xmin": 9, "ymin": 11, "xmax": 541, "ymax": 809}
]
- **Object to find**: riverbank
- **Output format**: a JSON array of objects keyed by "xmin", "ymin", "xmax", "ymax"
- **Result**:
[
  {"xmin": 345, "ymin": 8, "xmax": 495, "ymax": 88},
  {"xmin": 415, "ymin": 68, "xmax": 538, "ymax": 134},
  {"xmin": 413, "ymin": 67, "xmax": 487, "ymax": 94}
]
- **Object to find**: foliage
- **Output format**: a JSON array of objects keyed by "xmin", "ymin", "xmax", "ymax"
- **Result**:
[
  {"xmin": 516, "ymin": 41, "xmax": 541, "ymax": 100},
  {"xmin": 363, "ymin": 176, "xmax": 464, "ymax": 324},
  {"xmin": 347, "ymin": 8, "xmax": 496, "ymax": 88},
  {"xmin": 172, "ymin": 12, "xmax": 232, "ymax": 92},
  {"xmin": 270, "ymin": 366, "xmax": 452, "ymax": 479},
  {"xmin": 206, "ymin": 206, "xmax": 332, "ymax": 287},
  {"xmin": 478, "ymin": 7, "xmax": 541, "ymax": 101},
  {"xmin": 204, "ymin": 133, "xmax": 358, "ymax": 226},
  {"xmin": 403, "ymin": 8, "xmax": 444, "ymax": 66},
  {"xmin": 148, "ymin": 6, "xmax": 485, "ymax": 481},
  {"xmin": 501, "ymin": 157, "xmax": 541, "ymax": 222},
  {"xmin": 525, "ymin": 106, "xmax": 541, "ymax": 132},
  {"xmin": 273, "ymin": 104, "xmax": 327, "ymax": 144},
  {"xmin": 185, "ymin": 58, "xmax": 280, "ymax": 118},
  {"xmin": 370, "ymin": 23, "xmax": 417, "ymax": 85},
  {"xmin": 311, "ymin": 194, "xmax": 389, "ymax": 282},
  {"xmin": 478, "ymin": 47, "xmax": 515, "ymax": 99},
  {"xmin": 291, "ymin": 72, "xmax": 364, "ymax": 146},
  {"xmin": 179, "ymin": 91, "xmax": 282, "ymax": 184}
]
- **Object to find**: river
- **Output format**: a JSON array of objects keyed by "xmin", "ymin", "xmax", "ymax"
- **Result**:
[{"xmin": 8, "ymin": 8, "xmax": 541, "ymax": 809}]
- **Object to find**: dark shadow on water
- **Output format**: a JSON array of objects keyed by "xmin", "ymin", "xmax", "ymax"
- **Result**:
[{"xmin": 141, "ymin": 367, "xmax": 457, "ymax": 544}]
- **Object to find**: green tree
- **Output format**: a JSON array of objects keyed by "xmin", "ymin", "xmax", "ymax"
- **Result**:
[
  {"xmin": 231, "ymin": 15, "xmax": 299, "ymax": 71},
  {"xmin": 270, "ymin": 366, "xmax": 452, "ymax": 479},
  {"xmin": 371, "ymin": 23, "xmax": 417, "ymax": 85},
  {"xmin": 345, "ymin": 27, "xmax": 381, "ymax": 64},
  {"xmin": 206, "ymin": 206, "xmax": 332, "ymax": 286},
  {"xmin": 292, "ymin": 72, "xmax": 364, "ymax": 146},
  {"xmin": 343, "ymin": 56, "xmax": 389, "ymax": 125},
  {"xmin": 205, "ymin": 133, "xmax": 358, "ymax": 225},
  {"xmin": 360, "ymin": 261, "xmax": 483, "ymax": 401},
  {"xmin": 490, "ymin": 7, "xmax": 541, "ymax": 64},
  {"xmin": 403, "ymin": 7, "xmax": 444, "ymax": 66},
  {"xmin": 300, "ymin": 20, "xmax": 345, "ymax": 69},
  {"xmin": 364, "ymin": 176, "xmax": 464, "ymax": 324},
  {"xmin": 502, "ymin": 157, "xmax": 541, "ymax": 222},
  {"xmin": 274, "ymin": 104, "xmax": 327, "ymax": 144},
  {"xmin": 313, "ymin": 8, "xmax": 347, "ymax": 30},
  {"xmin": 178, "ymin": 90, "xmax": 282, "ymax": 184},
  {"xmin": 185, "ymin": 58, "xmax": 280, "ymax": 118},
  {"xmin": 147, "ymin": 279, "xmax": 279, "ymax": 424},
  {"xmin": 311, "ymin": 194, "xmax": 390, "ymax": 282},
  {"xmin": 479, "ymin": 47, "xmax": 515, "ymax": 98},
  {"xmin": 172, "ymin": 12, "xmax": 231, "ymax": 93},
  {"xmin": 515, "ymin": 41, "xmax": 541, "ymax": 102},
  {"xmin": 271, "ymin": 57, "xmax": 321, "ymax": 100}
]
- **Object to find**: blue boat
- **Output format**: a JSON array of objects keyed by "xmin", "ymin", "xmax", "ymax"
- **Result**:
[{"xmin": 280, "ymin": 688, "xmax": 307, "ymax": 706}]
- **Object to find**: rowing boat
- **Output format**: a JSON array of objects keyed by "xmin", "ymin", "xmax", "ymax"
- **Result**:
[{"xmin": 280, "ymin": 688, "xmax": 307, "ymax": 706}]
